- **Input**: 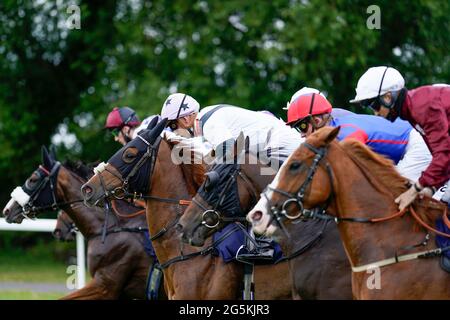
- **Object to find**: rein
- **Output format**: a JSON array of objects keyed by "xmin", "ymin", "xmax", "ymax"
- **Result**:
[
  {"xmin": 192, "ymin": 166, "xmax": 259, "ymax": 229},
  {"xmin": 268, "ymin": 142, "xmax": 450, "ymax": 235},
  {"xmin": 111, "ymin": 200, "xmax": 146, "ymax": 218},
  {"xmin": 266, "ymin": 140, "xmax": 450, "ymax": 271},
  {"xmin": 88, "ymin": 226, "xmax": 149, "ymax": 241}
]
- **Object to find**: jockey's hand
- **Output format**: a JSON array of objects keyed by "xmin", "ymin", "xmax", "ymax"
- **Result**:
[
  {"xmin": 395, "ymin": 185, "xmax": 418, "ymax": 211},
  {"xmin": 395, "ymin": 182, "xmax": 434, "ymax": 210}
]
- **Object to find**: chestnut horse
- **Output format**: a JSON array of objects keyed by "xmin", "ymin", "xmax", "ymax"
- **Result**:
[
  {"xmin": 179, "ymin": 141, "xmax": 352, "ymax": 300},
  {"xmin": 81, "ymin": 120, "xmax": 291, "ymax": 299},
  {"xmin": 248, "ymin": 126, "xmax": 450, "ymax": 299},
  {"xmin": 2, "ymin": 147, "xmax": 164, "ymax": 300}
]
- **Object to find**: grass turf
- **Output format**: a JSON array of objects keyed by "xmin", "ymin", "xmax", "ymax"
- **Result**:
[{"xmin": 0, "ymin": 291, "xmax": 66, "ymax": 300}]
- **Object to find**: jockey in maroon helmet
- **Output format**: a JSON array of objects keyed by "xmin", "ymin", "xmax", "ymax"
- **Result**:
[{"xmin": 105, "ymin": 106, "xmax": 141, "ymax": 145}]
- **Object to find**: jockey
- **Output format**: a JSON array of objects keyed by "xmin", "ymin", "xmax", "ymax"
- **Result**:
[
  {"xmin": 105, "ymin": 106, "xmax": 141, "ymax": 145},
  {"xmin": 194, "ymin": 104, "xmax": 303, "ymax": 164},
  {"xmin": 286, "ymin": 90, "xmax": 432, "ymax": 182},
  {"xmin": 285, "ymin": 86, "xmax": 354, "ymax": 118},
  {"xmin": 105, "ymin": 106, "xmax": 161, "ymax": 146},
  {"xmin": 161, "ymin": 93, "xmax": 200, "ymax": 135},
  {"xmin": 350, "ymin": 66, "xmax": 450, "ymax": 210}
]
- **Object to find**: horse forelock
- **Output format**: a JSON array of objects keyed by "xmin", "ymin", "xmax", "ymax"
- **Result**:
[{"xmin": 63, "ymin": 160, "xmax": 96, "ymax": 181}]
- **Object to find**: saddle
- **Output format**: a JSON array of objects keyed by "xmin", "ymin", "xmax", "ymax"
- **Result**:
[{"xmin": 440, "ymin": 255, "xmax": 450, "ymax": 273}]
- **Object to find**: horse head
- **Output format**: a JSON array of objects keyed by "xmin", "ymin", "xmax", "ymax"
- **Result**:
[
  {"xmin": 53, "ymin": 210, "xmax": 77, "ymax": 241},
  {"xmin": 2, "ymin": 146, "xmax": 61, "ymax": 224},
  {"xmin": 247, "ymin": 126, "xmax": 340, "ymax": 236},
  {"xmin": 180, "ymin": 133, "xmax": 276, "ymax": 246},
  {"xmin": 81, "ymin": 117, "xmax": 166, "ymax": 207}
]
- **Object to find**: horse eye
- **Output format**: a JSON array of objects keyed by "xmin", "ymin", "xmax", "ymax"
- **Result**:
[
  {"xmin": 289, "ymin": 162, "xmax": 302, "ymax": 171},
  {"xmin": 122, "ymin": 152, "xmax": 136, "ymax": 163}
]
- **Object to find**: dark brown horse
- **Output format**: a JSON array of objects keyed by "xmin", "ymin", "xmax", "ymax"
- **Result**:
[
  {"xmin": 179, "ymin": 142, "xmax": 352, "ymax": 300},
  {"xmin": 2, "ymin": 147, "xmax": 164, "ymax": 300},
  {"xmin": 249, "ymin": 126, "xmax": 450, "ymax": 299},
  {"xmin": 81, "ymin": 121, "xmax": 291, "ymax": 299},
  {"xmin": 53, "ymin": 210, "xmax": 77, "ymax": 241}
]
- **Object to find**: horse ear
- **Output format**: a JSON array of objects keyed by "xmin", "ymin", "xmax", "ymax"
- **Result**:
[
  {"xmin": 204, "ymin": 171, "xmax": 220, "ymax": 191},
  {"xmin": 142, "ymin": 118, "xmax": 168, "ymax": 142},
  {"xmin": 214, "ymin": 138, "xmax": 234, "ymax": 161},
  {"xmin": 146, "ymin": 116, "xmax": 159, "ymax": 131},
  {"xmin": 324, "ymin": 126, "xmax": 341, "ymax": 145},
  {"xmin": 235, "ymin": 132, "xmax": 245, "ymax": 155},
  {"xmin": 41, "ymin": 146, "xmax": 53, "ymax": 169},
  {"xmin": 49, "ymin": 145, "xmax": 57, "ymax": 161},
  {"xmin": 265, "ymin": 128, "xmax": 272, "ymax": 146}
]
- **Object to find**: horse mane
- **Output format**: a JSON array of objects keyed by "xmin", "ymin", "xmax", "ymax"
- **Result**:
[
  {"xmin": 63, "ymin": 160, "xmax": 97, "ymax": 181},
  {"xmin": 161, "ymin": 134, "xmax": 207, "ymax": 192},
  {"xmin": 338, "ymin": 139, "xmax": 442, "ymax": 227},
  {"xmin": 338, "ymin": 139, "xmax": 408, "ymax": 196}
]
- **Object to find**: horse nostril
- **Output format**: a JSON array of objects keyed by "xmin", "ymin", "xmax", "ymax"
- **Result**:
[
  {"xmin": 82, "ymin": 185, "xmax": 93, "ymax": 197},
  {"xmin": 53, "ymin": 230, "xmax": 61, "ymax": 239},
  {"xmin": 175, "ymin": 224, "xmax": 183, "ymax": 233},
  {"xmin": 252, "ymin": 211, "xmax": 263, "ymax": 222},
  {"xmin": 3, "ymin": 208, "xmax": 10, "ymax": 217}
]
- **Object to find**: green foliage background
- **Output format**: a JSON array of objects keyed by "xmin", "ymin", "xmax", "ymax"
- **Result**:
[{"xmin": 0, "ymin": 0, "xmax": 449, "ymax": 246}]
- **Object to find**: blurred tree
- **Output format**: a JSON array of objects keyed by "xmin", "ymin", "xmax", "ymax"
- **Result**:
[{"xmin": 0, "ymin": 0, "xmax": 449, "ymax": 214}]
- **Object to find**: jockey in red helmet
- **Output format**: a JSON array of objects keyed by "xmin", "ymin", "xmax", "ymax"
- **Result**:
[
  {"xmin": 286, "ymin": 92, "xmax": 333, "ymax": 137},
  {"xmin": 105, "ymin": 107, "xmax": 141, "ymax": 145}
]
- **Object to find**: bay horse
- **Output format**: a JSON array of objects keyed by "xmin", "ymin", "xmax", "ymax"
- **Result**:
[
  {"xmin": 2, "ymin": 147, "xmax": 164, "ymax": 300},
  {"xmin": 81, "ymin": 120, "xmax": 291, "ymax": 299},
  {"xmin": 53, "ymin": 210, "xmax": 77, "ymax": 241},
  {"xmin": 179, "ymin": 137, "xmax": 352, "ymax": 299},
  {"xmin": 248, "ymin": 126, "xmax": 450, "ymax": 299}
]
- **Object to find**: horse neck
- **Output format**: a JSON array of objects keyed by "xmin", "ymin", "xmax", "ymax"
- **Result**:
[
  {"xmin": 327, "ymin": 143, "xmax": 425, "ymax": 267},
  {"xmin": 56, "ymin": 166, "xmax": 104, "ymax": 237},
  {"xmin": 146, "ymin": 144, "xmax": 241, "ymax": 299},
  {"xmin": 145, "ymin": 142, "xmax": 202, "ymax": 263},
  {"xmin": 239, "ymin": 159, "xmax": 275, "ymax": 211}
]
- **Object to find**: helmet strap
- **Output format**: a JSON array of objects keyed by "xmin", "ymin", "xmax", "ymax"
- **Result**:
[
  {"xmin": 175, "ymin": 94, "xmax": 188, "ymax": 119},
  {"xmin": 386, "ymin": 88, "xmax": 407, "ymax": 122}
]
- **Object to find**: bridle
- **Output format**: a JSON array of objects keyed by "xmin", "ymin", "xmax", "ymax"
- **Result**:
[
  {"xmin": 266, "ymin": 142, "xmax": 335, "ymax": 235},
  {"xmin": 55, "ymin": 211, "xmax": 79, "ymax": 237},
  {"xmin": 192, "ymin": 165, "xmax": 258, "ymax": 229},
  {"xmin": 15, "ymin": 162, "xmax": 84, "ymax": 220},
  {"xmin": 265, "ymin": 141, "xmax": 450, "ymax": 271},
  {"xmin": 95, "ymin": 134, "xmax": 162, "ymax": 202}
]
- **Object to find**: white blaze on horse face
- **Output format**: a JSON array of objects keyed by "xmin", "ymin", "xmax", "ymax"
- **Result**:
[
  {"xmin": 247, "ymin": 196, "xmax": 271, "ymax": 235},
  {"xmin": 248, "ymin": 160, "xmax": 287, "ymax": 235},
  {"xmin": 93, "ymin": 162, "xmax": 107, "ymax": 175},
  {"xmin": 3, "ymin": 197, "xmax": 16, "ymax": 215}
]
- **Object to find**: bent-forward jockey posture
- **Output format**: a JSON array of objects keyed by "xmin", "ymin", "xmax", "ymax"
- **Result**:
[
  {"xmin": 193, "ymin": 105, "xmax": 303, "ymax": 164},
  {"xmin": 350, "ymin": 66, "xmax": 450, "ymax": 210},
  {"xmin": 286, "ymin": 90, "xmax": 432, "ymax": 182},
  {"xmin": 161, "ymin": 93, "xmax": 200, "ymax": 135}
]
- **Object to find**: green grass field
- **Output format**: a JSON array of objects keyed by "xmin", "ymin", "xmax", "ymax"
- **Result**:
[
  {"xmin": 0, "ymin": 291, "xmax": 66, "ymax": 300},
  {"xmin": 0, "ymin": 241, "xmax": 88, "ymax": 300}
]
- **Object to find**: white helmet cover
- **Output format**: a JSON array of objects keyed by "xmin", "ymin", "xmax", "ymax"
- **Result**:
[
  {"xmin": 284, "ymin": 87, "xmax": 326, "ymax": 110},
  {"xmin": 161, "ymin": 93, "xmax": 200, "ymax": 120},
  {"xmin": 350, "ymin": 66, "xmax": 405, "ymax": 103}
]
